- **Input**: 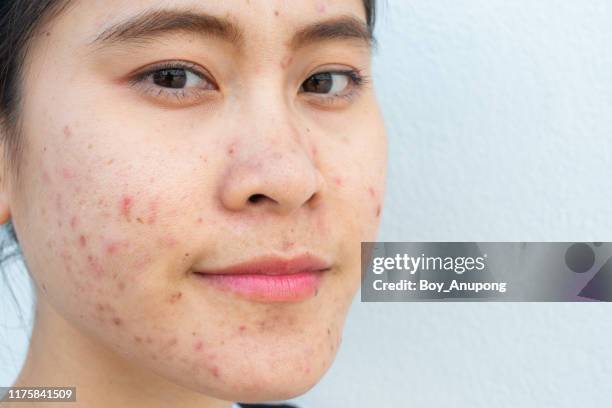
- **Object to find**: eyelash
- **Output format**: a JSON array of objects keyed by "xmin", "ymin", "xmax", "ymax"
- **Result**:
[{"xmin": 127, "ymin": 60, "xmax": 369, "ymax": 107}]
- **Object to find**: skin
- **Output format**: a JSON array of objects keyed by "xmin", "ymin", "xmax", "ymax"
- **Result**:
[{"xmin": 0, "ymin": 0, "xmax": 386, "ymax": 407}]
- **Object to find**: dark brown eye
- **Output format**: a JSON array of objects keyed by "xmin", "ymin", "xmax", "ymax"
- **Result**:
[
  {"xmin": 301, "ymin": 72, "xmax": 351, "ymax": 95},
  {"xmin": 153, "ymin": 69, "xmax": 188, "ymax": 88}
]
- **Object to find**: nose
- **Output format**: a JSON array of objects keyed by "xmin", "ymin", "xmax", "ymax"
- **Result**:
[{"xmin": 218, "ymin": 109, "xmax": 325, "ymax": 216}]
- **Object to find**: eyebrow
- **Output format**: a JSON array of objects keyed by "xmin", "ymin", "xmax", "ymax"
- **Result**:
[{"xmin": 89, "ymin": 9, "xmax": 373, "ymax": 50}]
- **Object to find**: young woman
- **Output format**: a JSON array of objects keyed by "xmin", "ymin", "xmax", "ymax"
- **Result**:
[{"xmin": 0, "ymin": 0, "xmax": 385, "ymax": 406}]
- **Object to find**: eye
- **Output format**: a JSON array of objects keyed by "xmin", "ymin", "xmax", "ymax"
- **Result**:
[
  {"xmin": 301, "ymin": 72, "xmax": 351, "ymax": 95},
  {"xmin": 298, "ymin": 69, "xmax": 368, "ymax": 108},
  {"xmin": 152, "ymin": 68, "xmax": 202, "ymax": 89},
  {"xmin": 128, "ymin": 61, "xmax": 218, "ymax": 107}
]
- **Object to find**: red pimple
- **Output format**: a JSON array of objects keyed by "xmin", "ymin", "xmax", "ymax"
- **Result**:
[
  {"xmin": 61, "ymin": 167, "xmax": 75, "ymax": 179},
  {"xmin": 120, "ymin": 196, "xmax": 133, "ymax": 220},
  {"xmin": 134, "ymin": 336, "xmax": 142, "ymax": 343},
  {"xmin": 210, "ymin": 366, "xmax": 220, "ymax": 378},
  {"xmin": 63, "ymin": 125, "xmax": 71, "ymax": 138},
  {"xmin": 317, "ymin": 3, "xmax": 326, "ymax": 13},
  {"xmin": 194, "ymin": 340, "xmax": 204, "ymax": 352},
  {"xmin": 146, "ymin": 204, "xmax": 157, "ymax": 224},
  {"xmin": 79, "ymin": 235, "xmax": 87, "ymax": 247},
  {"xmin": 239, "ymin": 325, "xmax": 247, "ymax": 333},
  {"xmin": 112, "ymin": 317, "xmax": 122, "ymax": 326},
  {"xmin": 280, "ymin": 55, "xmax": 293, "ymax": 69},
  {"xmin": 197, "ymin": 217, "xmax": 203, "ymax": 224},
  {"xmin": 333, "ymin": 177, "xmax": 343, "ymax": 187}
]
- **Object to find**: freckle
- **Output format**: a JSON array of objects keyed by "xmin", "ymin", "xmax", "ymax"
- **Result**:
[
  {"xmin": 191, "ymin": 332, "xmax": 197, "ymax": 336},
  {"xmin": 41, "ymin": 283, "xmax": 47, "ymax": 293},
  {"xmin": 194, "ymin": 340, "xmax": 204, "ymax": 352},
  {"xmin": 70, "ymin": 215, "xmax": 78, "ymax": 229},
  {"xmin": 96, "ymin": 303, "xmax": 105, "ymax": 312},
  {"xmin": 120, "ymin": 196, "xmax": 133, "ymax": 221},
  {"xmin": 274, "ymin": 10, "xmax": 279, "ymax": 16},
  {"xmin": 376, "ymin": 205, "xmax": 381, "ymax": 217},
  {"xmin": 282, "ymin": 241, "xmax": 295, "ymax": 250},
  {"xmin": 134, "ymin": 336, "xmax": 142, "ymax": 343},
  {"xmin": 106, "ymin": 158, "xmax": 115, "ymax": 165},
  {"xmin": 136, "ymin": 217, "xmax": 144, "ymax": 224},
  {"xmin": 87, "ymin": 144, "xmax": 93, "ymax": 149},
  {"xmin": 45, "ymin": 31, "xmax": 51, "ymax": 37},
  {"xmin": 112, "ymin": 317, "xmax": 122, "ymax": 326},
  {"xmin": 327, "ymin": 328, "xmax": 331, "ymax": 335},
  {"xmin": 118, "ymin": 281, "xmax": 125, "ymax": 291},
  {"xmin": 63, "ymin": 125, "xmax": 71, "ymax": 138},
  {"xmin": 227, "ymin": 147, "xmax": 234, "ymax": 155},
  {"xmin": 306, "ymin": 127, "xmax": 310, "ymax": 133},
  {"xmin": 151, "ymin": 354, "xmax": 158, "ymax": 360},
  {"xmin": 79, "ymin": 235, "xmax": 87, "ymax": 247}
]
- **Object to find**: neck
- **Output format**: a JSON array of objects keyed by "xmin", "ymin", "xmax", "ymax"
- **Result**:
[{"xmin": 10, "ymin": 291, "xmax": 232, "ymax": 408}]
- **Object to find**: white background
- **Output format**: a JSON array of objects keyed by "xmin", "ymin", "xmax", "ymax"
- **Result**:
[{"xmin": 3, "ymin": 1, "xmax": 612, "ymax": 407}]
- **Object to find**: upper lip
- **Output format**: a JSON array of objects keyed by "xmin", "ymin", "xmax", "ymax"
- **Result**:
[{"xmin": 193, "ymin": 253, "xmax": 332, "ymax": 276}]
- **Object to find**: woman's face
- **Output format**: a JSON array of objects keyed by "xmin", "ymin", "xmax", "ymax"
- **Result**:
[{"xmin": 5, "ymin": 0, "xmax": 385, "ymax": 401}]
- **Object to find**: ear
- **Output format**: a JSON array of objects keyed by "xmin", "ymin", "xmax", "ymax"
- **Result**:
[{"xmin": 0, "ymin": 125, "xmax": 12, "ymax": 225}]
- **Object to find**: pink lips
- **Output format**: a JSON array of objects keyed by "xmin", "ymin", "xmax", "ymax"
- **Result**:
[{"xmin": 193, "ymin": 254, "xmax": 331, "ymax": 302}]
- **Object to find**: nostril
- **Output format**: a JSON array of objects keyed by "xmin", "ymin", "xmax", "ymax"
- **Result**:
[{"xmin": 248, "ymin": 194, "xmax": 267, "ymax": 204}]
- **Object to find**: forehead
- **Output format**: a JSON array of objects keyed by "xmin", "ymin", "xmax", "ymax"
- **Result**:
[{"xmin": 57, "ymin": 0, "xmax": 368, "ymax": 46}]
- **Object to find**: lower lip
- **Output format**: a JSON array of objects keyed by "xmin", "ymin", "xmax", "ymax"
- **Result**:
[{"xmin": 194, "ymin": 271, "xmax": 323, "ymax": 302}]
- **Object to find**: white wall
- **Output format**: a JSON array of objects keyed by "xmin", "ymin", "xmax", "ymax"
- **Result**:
[
  {"xmin": 295, "ymin": 1, "xmax": 612, "ymax": 407},
  {"xmin": 3, "ymin": 1, "xmax": 612, "ymax": 406}
]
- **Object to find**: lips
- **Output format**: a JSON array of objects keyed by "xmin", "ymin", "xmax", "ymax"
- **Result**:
[{"xmin": 192, "ymin": 253, "xmax": 331, "ymax": 302}]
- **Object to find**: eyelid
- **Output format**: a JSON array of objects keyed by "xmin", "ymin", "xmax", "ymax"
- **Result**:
[{"xmin": 127, "ymin": 59, "xmax": 216, "ymax": 87}]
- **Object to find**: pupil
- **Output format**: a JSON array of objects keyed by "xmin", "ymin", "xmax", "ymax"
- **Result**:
[
  {"xmin": 304, "ymin": 73, "xmax": 332, "ymax": 93},
  {"xmin": 153, "ymin": 69, "xmax": 187, "ymax": 89}
]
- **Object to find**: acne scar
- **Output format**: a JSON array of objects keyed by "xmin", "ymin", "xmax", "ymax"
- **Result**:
[{"xmin": 169, "ymin": 291, "xmax": 183, "ymax": 304}]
